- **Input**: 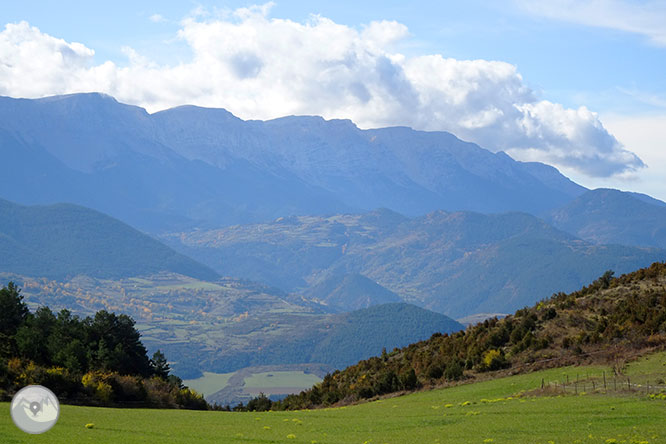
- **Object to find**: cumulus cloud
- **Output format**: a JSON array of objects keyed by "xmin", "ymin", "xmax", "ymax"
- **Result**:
[
  {"xmin": 517, "ymin": 0, "xmax": 666, "ymax": 47},
  {"xmin": 0, "ymin": 9, "xmax": 645, "ymax": 177},
  {"xmin": 0, "ymin": 22, "xmax": 96, "ymax": 97}
]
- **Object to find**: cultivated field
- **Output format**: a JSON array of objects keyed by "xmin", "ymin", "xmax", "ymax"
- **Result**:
[{"xmin": 184, "ymin": 368, "xmax": 323, "ymax": 400}]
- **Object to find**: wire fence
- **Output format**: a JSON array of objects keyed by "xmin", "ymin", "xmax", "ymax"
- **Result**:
[{"xmin": 538, "ymin": 370, "xmax": 666, "ymax": 395}]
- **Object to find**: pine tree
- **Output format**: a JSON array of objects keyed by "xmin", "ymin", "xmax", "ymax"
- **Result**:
[
  {"xmin": 151, "ymin": 350, "xmax": 170, "ymax": 379},
  {"xmin": 0, "ymin": 282, "xmax": 29, "ymax": 336}
]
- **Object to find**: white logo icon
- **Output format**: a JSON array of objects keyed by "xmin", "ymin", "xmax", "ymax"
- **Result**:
[{"xmin": 10, "ymin": 385, "xmax": 60, "ymax": 434}]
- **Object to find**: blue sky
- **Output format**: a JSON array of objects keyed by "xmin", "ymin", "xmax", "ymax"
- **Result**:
[{"xmin": 2, "ymin": 0, "xmax": 665, "ymax": 199}]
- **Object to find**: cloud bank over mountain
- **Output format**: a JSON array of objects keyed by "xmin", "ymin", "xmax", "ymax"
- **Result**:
[{"xmin": 0, "ymin": 4, "xmax": 644, "ymax": 178}]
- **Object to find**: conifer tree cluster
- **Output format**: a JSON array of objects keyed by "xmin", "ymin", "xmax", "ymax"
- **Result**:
[{"xmin": 0, "ymin": 282, "xmax": 207, "ymax": 409}]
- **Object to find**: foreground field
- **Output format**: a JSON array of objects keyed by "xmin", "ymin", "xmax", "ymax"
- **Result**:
[{"xmin": 2, "ymin": 353, "xmax": 665, "ymax": 444}]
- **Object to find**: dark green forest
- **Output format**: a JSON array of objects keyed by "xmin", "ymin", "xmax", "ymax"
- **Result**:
[{"xmin": 0, "ymin": 282, "xmax": 207, "ymax": 409}]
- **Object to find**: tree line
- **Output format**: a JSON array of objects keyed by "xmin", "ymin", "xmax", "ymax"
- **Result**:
[{"xmin": 0, "ymin": 282, "xmax": 207, "ymax": 409}]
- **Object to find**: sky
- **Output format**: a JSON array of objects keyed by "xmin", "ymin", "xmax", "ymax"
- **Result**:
[{"xmin": 1, "ymin": 0, "xmax": 665, "ymax": 200}]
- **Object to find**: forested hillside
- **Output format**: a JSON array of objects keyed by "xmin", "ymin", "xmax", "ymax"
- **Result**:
[
  {"xmin": 267, "ymin": 262, "xmax": 666, "ymax": 410},
  {"xmin": 548, "ymin": 188, "xmax": 666, "ymax": 248},
  {"xmin": 0, "ymin": 199, "xmax": 217, "ymax": 280}
]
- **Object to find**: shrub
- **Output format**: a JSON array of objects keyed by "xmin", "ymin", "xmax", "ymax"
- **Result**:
[
  {"xmin": 173, "ymin": 388, "xmax": 207, "ymax": 410},
  {"xmin": 426, "ymin": 362, "xmax": 444, "ymax": 380},
  {"xmin": 562, "ymin": 336, "xmax": 572, "ymax": 349},
  {"xmin": 542, "ymin": 307, "xmax": 557, "ymax": 321},
  {"xmin": 109, "ymin": 374, "xmax": 146, "ymax": 403},
  {"xmin": 95, "ymin": 382, "xmax": 113, "ymax": 403},
  {"xmin": 144, "ymin": 376, "xmax": 175, "ymax": 408},
  {"xmin": 480, "ymin": 349, "xmax": 507, "ymax": 372},
  {"xmin": 247, "ymin": 393, "xmax": 272, "ymax": 411},
  {"xmin": 399, "ymin": 368, "xmax": 418, "ymax": 390},
  {"xmin": 376, "ymin": 370, "xmax": 400, "ymax": 394},
  {"xmin": 444, "ymin": 361, "xmax": 463, "ymax": 381},
  {"xmin": 42, "ymin": 367, "xmax": 79, "ymax": 397}
]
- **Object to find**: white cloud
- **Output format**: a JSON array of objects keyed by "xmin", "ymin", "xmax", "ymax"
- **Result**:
[
  {"xmin": 0, "ymin": 21, "xmax": 96, "ymax": 97},
  {"xmin": 0, "ymin": 10, "xmax": 645, "ymax": 178},
  {"xmin": 562, "ymin": 113, "xmax": 666, "ymax": 202},
  {"xmin": 149, "ymin": 14, "xmax": 166, "ymax": 23},
  {"xmin": 517, "ymin": 0, "xmax": 666, "ymax": 46}
]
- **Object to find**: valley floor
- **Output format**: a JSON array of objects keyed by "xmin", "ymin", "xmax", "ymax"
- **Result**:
[{"xmin": 2, "ymin": 353, "xmax": 666, "ymax": 444}]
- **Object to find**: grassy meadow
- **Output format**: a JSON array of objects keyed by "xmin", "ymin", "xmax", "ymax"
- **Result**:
[{"xmin": 2, "ymin": 353, "xmax": 665, "ymax": 444}]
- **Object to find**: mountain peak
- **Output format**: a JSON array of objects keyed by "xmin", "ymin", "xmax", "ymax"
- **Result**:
[
  {"xmin": 547, "ymin": 188, "xmax": 666, "ymax": 248},
  {"xmin": 37, "ymin": 91, "xmax": 118, "ymax": 103},
  {"xmin": 153, "ymin": 104, "xmax": 240, "ymax": 121}
]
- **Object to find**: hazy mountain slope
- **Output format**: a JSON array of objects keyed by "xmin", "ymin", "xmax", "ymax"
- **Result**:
[
  {"xmin": 162, "ymin": 210, "xmax": 409, "ymax": 291},
  {"xmin": 308, "ymin": 303, "xmax": 463, "ymax": 366},
  {"xmin": 155, "ymin": 106, "xmax": 587, "ymax": 216},
  {"xmin": 548, "ymin": 188, "xmax": 666, "ymax": 248},
  {"xmin": 0, "ymin": 199, "xmax": 218, "ymax": 280},
  {"xmin": 0, "ymin": 94, "xmax": 351, "ymax": 231},
  {"xmin": 203, "ymin": 302, "xmax": 464, "ymax": 373},
  {"xmin": 628, "ymin": 191, "xmax": 666, "ymax": 207},
  {"xmin": 302, "ymin": 273, "xmax": 402, "ymax": 312},
  {"xmin": 161, "ymin": 210, "xmax": 408, "ymax": 291},
  {"xmin": 2, "ymin": 93, "xmax": 589, "ymax": 231},
  {"xmin": 517, "ymin": 161, "xmax": 588, "ymax": 198},
  {"xmin": 11, "ymin": 272, "xmax": 462, "ymax": 376},
  {"xmin": 164, "ymin": 210, "xmax": 666, "ymax": 317},
  {"xmin": 360, "ymin": 126, "xmax": 585, "ymax": 214}
]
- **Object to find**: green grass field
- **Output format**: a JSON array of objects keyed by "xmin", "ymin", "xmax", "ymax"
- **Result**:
[{"xmin": 3, "ymin": 353, "xmax": 666, "ymax": 444}]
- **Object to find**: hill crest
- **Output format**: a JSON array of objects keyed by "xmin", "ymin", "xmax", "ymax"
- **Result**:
[{"xmin": 0, "ymin": 199, "xmax": 217, "ymax": 280}]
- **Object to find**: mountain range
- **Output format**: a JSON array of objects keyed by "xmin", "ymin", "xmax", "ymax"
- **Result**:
[{"xmin": 1, "ymin": 93, "xmax": 586, "ymax": 232}]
